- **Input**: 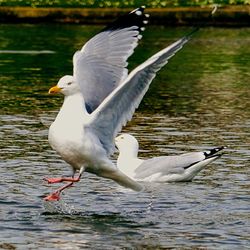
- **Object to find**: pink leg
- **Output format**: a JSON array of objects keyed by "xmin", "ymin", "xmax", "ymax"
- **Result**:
[
  {"xmin": 44, "ymin": 176, "xmax": 81, "ymax": 184},
  {"xmin": 44, "ymin": 182, "xmax": 74, "ymax": 201},
  {"xmin": 43, "ymin": 167, "xmax": 84, "ymax": 201}
]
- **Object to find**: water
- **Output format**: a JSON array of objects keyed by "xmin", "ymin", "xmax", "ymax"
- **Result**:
[{"xmin": 0, "ymin": 24, "xmax": 250, "ymax": 249}]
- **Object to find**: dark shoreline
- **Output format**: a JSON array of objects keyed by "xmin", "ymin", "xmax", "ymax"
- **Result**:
[{"xmin": 0, "ymin": 6, "xmax": 249, "ymax": 26}]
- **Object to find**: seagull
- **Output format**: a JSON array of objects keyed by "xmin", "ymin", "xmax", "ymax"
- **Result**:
[
  {"xmin": 115, "ymin": 134, "xmax": 224, "ymax": 182},
  {"xmin": 44, "ymin": 6, "xmax": 197, "ymax": 201}
]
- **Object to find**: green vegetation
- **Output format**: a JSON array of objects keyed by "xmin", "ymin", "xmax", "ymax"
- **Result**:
[{"xmin": 0, "ymin": 0, "xmax": 249, "ymax": 8}]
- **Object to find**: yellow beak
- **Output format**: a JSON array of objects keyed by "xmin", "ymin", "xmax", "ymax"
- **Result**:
[{"xmin": 49, "ymin": 86, "xmax": 62, "ymax": 94}]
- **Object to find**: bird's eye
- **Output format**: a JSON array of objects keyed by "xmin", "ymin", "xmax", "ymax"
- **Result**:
[{"xmin": 67, "ymin": 82, "xmax": 73, "ymax": 86}]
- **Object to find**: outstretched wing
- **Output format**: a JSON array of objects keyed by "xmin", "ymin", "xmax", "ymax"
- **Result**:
[
  {"xmin": 73, "ymin": 6, "xmax": 149, "ymax": 113},
  {"xmin": 88, "ymin": 29, "xmax": 198, "ymax": 155}
]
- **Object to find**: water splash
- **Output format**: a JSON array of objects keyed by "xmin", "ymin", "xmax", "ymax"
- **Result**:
[{"xmin": 43, "ymin": 199, "xmax": 79, "ymax": 215}]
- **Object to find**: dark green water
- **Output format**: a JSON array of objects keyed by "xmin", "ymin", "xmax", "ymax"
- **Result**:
[{"xmin": 0, "ymin": 24, "xmax": 250, "ymax": 249}]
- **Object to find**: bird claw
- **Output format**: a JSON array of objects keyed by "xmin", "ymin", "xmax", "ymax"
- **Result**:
[
  {"xmin": 43, "ymin": 174, "xmax": 81, "ymax": 201},
  {"xmin": 43, "ymin": 181, "xmax": 74, "ymax": 201},
  {"xmin": 43, "ymin": 191, "xmax": 61, "ymax": 201}
]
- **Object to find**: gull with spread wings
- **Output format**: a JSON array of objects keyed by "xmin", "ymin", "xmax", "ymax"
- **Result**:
[{"xmin": 44, "ymin": 7, "xmax": 197, "ymax": 201}]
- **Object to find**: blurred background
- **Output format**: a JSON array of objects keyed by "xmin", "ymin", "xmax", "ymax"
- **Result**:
[
  {"xmin": 0, "ymin": 0, "xmax": 249, "ymax": 7},
  {"xmin": 0, "ymin": 0, "xmax": 249, "ymax": 26}
]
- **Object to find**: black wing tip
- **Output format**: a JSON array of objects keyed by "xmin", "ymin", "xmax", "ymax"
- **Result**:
[
  {"xmin": 103, "ymin": 6, "xmax": 149, "ymax": 32},
  {"xmin": 184, "ymin": 146, "xmax": 225, "ymax": 170},
  {"xmin": 204, "ymin": 146, "xmax": 226, "ymax": 159}
]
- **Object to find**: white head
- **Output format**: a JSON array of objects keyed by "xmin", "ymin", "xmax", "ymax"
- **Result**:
[
  {"xmin": 49, "ymin": 75, "xmax": 80, "ymax": 96},
  {"xmin": 115, "ymin": 133, "xmax": 139, "ymax": 157}
]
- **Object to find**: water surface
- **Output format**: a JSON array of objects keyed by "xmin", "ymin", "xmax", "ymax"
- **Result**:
[{"xmin": 0, "ymin": 24, "xmax": 250, "ymax": 249}]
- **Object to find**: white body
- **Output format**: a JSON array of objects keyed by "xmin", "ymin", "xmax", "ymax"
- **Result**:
[{"xmin": 49, "ymin": 91, "xmax": 142, "ymax": 191}]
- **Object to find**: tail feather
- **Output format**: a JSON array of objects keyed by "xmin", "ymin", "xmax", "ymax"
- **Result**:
[{"xmin": 100, "ymin": 168, "xmax": 143, "ymax": 192}]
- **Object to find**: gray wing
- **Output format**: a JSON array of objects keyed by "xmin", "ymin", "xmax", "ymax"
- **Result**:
[
  {"xmin": 134, "ymin": 153, "xmax": 203, "ymax": 179},
  {"xmin": 73, "ymin": 7, "xmax": 149, "ymax": 113},
  {"xmin": 88, "ymin": 29, "xmax": 197, "ymax": 155},
  {"xmin": 134, "ymin": 147, "xmax": 224, "ymax": 179}
]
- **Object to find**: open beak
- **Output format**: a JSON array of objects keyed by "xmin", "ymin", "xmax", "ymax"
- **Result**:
[{"xmin": 49, "ymin": 86, "xmax": 62, "ymax": 94}]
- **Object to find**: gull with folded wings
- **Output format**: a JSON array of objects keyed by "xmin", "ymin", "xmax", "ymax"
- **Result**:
[{"xmin": 115, "ymin": 134, "xmax": 224, "ymax": 182}]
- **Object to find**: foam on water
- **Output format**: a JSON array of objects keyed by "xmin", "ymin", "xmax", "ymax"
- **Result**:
[{"xmin": 43, "ymin": 199, "xmax": 78, "ymax": 215}]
